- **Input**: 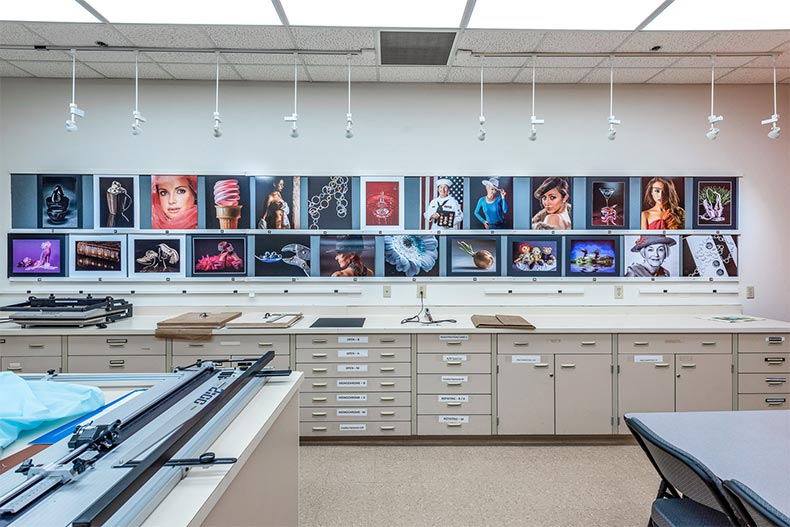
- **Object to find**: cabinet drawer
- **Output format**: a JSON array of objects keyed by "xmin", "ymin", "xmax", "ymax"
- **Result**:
[
  {"xmin": 618, "ymin": 334, "xmax": 731, "ymax": 354},
  {"xmin": 417, "ymin": 334, "xmax": 490, "ymax": 353},
  {"xmin": 738, "ymin": 374, "xmax": 789, "ymax": 394},
  {"xmin": 0, "ymin": 336, "xmax": 61, "ymax": 357},
  {"xmin": 499, "ymin": 334, "xmax": 611, "ymax": 354},
  {"xmin": 173, "ymin": 354, "xmax": 232, "ymax": 369},
  {"xmin": 417, "ymin": 415, "xmax": 491, "ymax": 435},
  {"xmin": 68, "ymin": 336, "xmax": 166, "ymax": 356},
  {"xmin": 2, "ymin": 356, "xmax": 61, "ymax": 373},
  {"xmin": 417, "ymin": 394, "xmax": 491, "ymax": 415},
  {"xmin": 739, "ymin": 334, "xmax": 790, "ymax": 353},
  {"xmin": 738, "ymin": 394, "xmax": 789, "ymax": 410},
  {"xmin": 303, "ymin": 377, "xmax": 411, "ymax": 392},
  {"xmin": 299, "ymin": 362, "xmax": 410, "ymax": 377},
  {"xmin": 296, "ymin": 334, "xmax": 409, "ymax": 348},
  {"xmin": 68, "ymin": 355, "xmax": 166, "ymax": 373},
  {"xmin": 173, "ymin": 335, "xmax": 289, "ymax": 356},
  {"xmin": 417, "ymin": 353, "xmax": 490, "ymax": 374},
  {"xmin": 296, "ymin": 347, "xmax": 410, "ymax": 363},
  {"xmin": 301, "ymin": 392, "xmax": 411, "ymax": 407},
  {"xmin": 738, "ymin": 353, "xmax": 790, "ymax": 373},
  {"xmin": 417, "ymin": 373, "xmax": 491, "ymax": 394},
  {"xmin": 232, "ymin": 354, "xmax": 290, "ymax": 370},
  {"xmin": 300, "ymin": 406, "xmax": 411, "ymax": 422},
  {"xmin": 300, "ymin": 421, "xmax": 411, "ymax": 437}
]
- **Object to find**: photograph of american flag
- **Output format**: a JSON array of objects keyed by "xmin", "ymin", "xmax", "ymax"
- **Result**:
[{"xmin": 421, "ymin": 176, "xmax": 464, "ymax": 229}]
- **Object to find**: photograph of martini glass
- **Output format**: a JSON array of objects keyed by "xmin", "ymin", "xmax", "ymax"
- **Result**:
[{"xmin": 588, "ymin": 179, "xmax": 627, "ymax": 228}]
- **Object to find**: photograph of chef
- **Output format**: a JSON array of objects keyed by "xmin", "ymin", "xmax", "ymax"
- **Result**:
[{"xmin": 424, "ymin": 178, "xmax": 463, "ymax": 229}]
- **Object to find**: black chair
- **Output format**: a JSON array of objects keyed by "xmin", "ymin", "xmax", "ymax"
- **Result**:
[
  {"xmin": 625, "ymin": 415, "xmax": 739, "ymax": 527},
  {"xmin": 723, "ymin": 479, "xmax": 790, "ymax": 527}
]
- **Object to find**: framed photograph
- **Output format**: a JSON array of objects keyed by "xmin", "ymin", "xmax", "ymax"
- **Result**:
[
  {"xmin": 507, "ymin": 236, "xmax": 562, "ymax": 277},
  {"xmin": 421, "ymin": 176, "xmax": 464, "ymax": 230},
  {"xmin": 624, "ymin": 235, "xmax": 680, "ymax": 278},
  {"xmin": 384, "ymin": 235, "xmax": 440, "ymax": 277},
  {"xmin": 693, "ymin": 177, "xmax": 738, "ymax": 229},
  {"xmin": 255, "ymin": 176, "xmax": 300, "ymax": 230},
  {"xmin": 360, "ymin": 177, "xmax": 404, "ymax": 230},
  {"xmin": 640, "ymin": 176, "xmax": 686, "ymax": 230},
  {"xmin": 94, "ymin": 175, "xmax": 138, "ymax": 230},
  {"xmin": 151, "ymin": 175, "xmax": 199, "ymax": 230},
  {"xmin": 588, "ymin": 178, "xmax": 628, "ymax": 228},
  {"xmin": 128, "ymin": 235, "xmax": 185, "ymax": 278},
  {"xmin": 566, "ymin": 236, "xmax": 620, "ymax": 276},
  {"xmin": 192, "ymin": 236, "xmax": 247, "ymax": 277},
  {"xmin": 306, "ymin": 176, "xmax": 352, "ymax": 230},
  {"xmin": 531, "ymin": 176, "xmax": 572, "ymax": 230},
  {"xmin": 319, "ymin": 235, "xmax": 376, "ymax": 277},
  {"xmin": 70, "ymin": 235, "xmax": 126, "ymax": 277},
  {"xmin": 37, "ymin": 175, "xmax": 81, "ymax": 228},
  {"xmin": 254, "ymin": 234, "xmax": 312, "ymax": 277},
  {"xmin": 469, "ymin": 176, "xmax": 513, "ymax": 230},
  {"xmin": 681, "ymin": 235, "xmax": 738, "ymax": 278},
  {"xmin": 447, "ymin": 236, "xmax": 500, "ymax": 277},
  {"xmin": 205, "ymin": 176, "xmax": 250, "ymax": 230},
  {"xmin": 7, "ymin": 234, "xmax": 67, "ymax": 278}
]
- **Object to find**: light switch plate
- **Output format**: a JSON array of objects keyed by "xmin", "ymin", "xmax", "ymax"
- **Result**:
[
  {"xmin": 614, "ymin": 285, "xmax": 624, "ymax": 299},
  {"xmin": 746, "ymin": 286, "xmax": 755, "ymax": 299},
  {"xmin": 383, "ymin": 285, "xmax": 392, "ymax": 298}
]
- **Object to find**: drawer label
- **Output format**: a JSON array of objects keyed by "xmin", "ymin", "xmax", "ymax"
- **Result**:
[
  {"xmin": 438, "ymin": 395, "xmax": 469, "ymax": 403},
  {"xmin": 337, "ymin": 408, "xmax": 368, "ymax": 417},
  {"xmin": 339, "ymin": 424, "xmax": 367, "ymax": 431},
  {"xmin": 338, "ymin": 349, "xmax": 369, "ymax": 358},
  {"xmin": 337, "ymin": 364, "xmax": 368, "ymax": 373},
  {"xmin": 443, "ymin": 355, "xmax": 467, "ymax": 362},
  {"xmin": 439, "ymin": 415, "xmax": 469, "ymax": 423},
  {"xmin": 512, "ymin": 355, "xmax": 541, "ymax": 364},
  {"xmin": 337, "ymin": 394, "xmax": 368, "ymax": 402},
  {"xmin": 219, "ymin": 341, "xmax": 241, "ymax": 346},
  {"xmin": 440, "ymin": 335, "xmax": 469, "ymax": 341},
  {"xmin": 339, "ymin": 336, "xmax": 368, "ymax": 344},
  {"xmin": 634, "ymin": 355, "xmax": 664, "ymax": 363},
  {"xmin": 337, "ymin": 379, "xmax": 368, "ymax": 388},
  {"xmin": 441, "ymin": 375, "xmax": 468, "ymax": 383}
]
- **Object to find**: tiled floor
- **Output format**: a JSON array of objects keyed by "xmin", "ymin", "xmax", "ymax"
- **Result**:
[{"xmin": 299, "ymin": 445, "xmax": 658, "ymax": 527}]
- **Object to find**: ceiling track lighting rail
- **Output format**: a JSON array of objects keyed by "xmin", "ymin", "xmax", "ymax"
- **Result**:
[
  {"xmin": 465, "ymin": 50, "xmax": 781, "ymax": 59},
  {"xmin": 0, "ymin": 44, "xmax": 367, "ymax": 57}
]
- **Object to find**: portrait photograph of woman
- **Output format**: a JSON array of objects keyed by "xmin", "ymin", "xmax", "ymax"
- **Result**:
[
  {"xmin": 640, "ymin": 176, "xmax": 686, "ymax": 230},
  {"xmin": 469, "ymin": 177, "xmax": 512, "ymax": 230},
  {"xmin": 256, "ymin": 176, "xmax": 300, "ymax": 230},
  {"xmin": 151, "ymin": 175, "xmax": 199, "ymax": 230},
  {"xmin": 319, "ymin": 235, "xmax": 376, "ymax": 277},
  {"xmin": 531, "ymin": 176, "xmax": 572, "ymax": 230},
  {"xmin": 624, "ymin": 235, "xmax": 679, "ymax": 277}
]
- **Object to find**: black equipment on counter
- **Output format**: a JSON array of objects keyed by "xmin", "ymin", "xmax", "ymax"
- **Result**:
[{"xmin": 0, "ymin": 294, "xmax": 133, "ymax": 328}]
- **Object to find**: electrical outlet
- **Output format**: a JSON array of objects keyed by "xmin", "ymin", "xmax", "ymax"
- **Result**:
[
  {"xmin": 416, "ymin": 284, "xmax": 427, "ymax": 299},
  {"xmin": 746, "ymin": 286, "xmax": 755, "ymax": 299},
  {"xmin": 614, "ymin": 285, "xmax": 624, "ymax": 300},
  {"xmin": 383, "ymin": 285, "xmax": 391, "ymax": 298}
]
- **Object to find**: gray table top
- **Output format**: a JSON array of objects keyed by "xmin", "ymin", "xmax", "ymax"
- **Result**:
[{"xmin": 626, "ymin": 410, "xmax": 790, "ymax": 518}]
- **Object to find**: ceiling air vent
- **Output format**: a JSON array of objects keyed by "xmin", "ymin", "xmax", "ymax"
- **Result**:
[{"xmin": 380, "ymin": 31, "xmax": 457, "ymax": 66}]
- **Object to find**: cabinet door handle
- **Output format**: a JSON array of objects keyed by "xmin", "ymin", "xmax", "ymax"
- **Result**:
[
  {"xmin": 380, "ymin": 382, "xmax": 395, "ymax": 387},
  {"xmin": 680, "ymin": 363, "xmax": 696, "ymax": 369},
  {"xmin": 380, "ymin": 411, "xmax": 396, "ymax": 416},
  {"xmin": 312, "ymin": 338, "xmax": 328, "ymax": 344},
  {"xmin": 380, "ymin": 396, "xmax": 396, "ymax": 402},
  {"xmin": 8, "ymin": 363, "xmax": 22, "ymax": 371},
  {"xmin": 380, "ymin": 425, "xmax": 396, "ymax": 431},
  {"xmin": 446, "ymin": 361, "xmax": 463, "ymax": 366},
  {"xmin": 28, "ymin": 344, "xmax": 45, "ymax": 349},
  {"xmin": 0, "ymin": 339, "xmax": 5, "ymax": 344},
  {"xmin": 633, "ymin": 342, "xmax": 649, "ymax": 347},
  {"xmin": 560, "ymin": 363, "xmax": 576, "ymax": 368},
  {"xmin": 581, "ymin": 341, "xmax": 597, "ymax": 346},
  {"xmin": 446, "ymin": 341, "xmax": 463, "ymax": 346},
  {"xmin": 258, "ymin": 342, "xmax": 273, "ymax": 347},
  {"xmin": 380, "ymin": 367, "xmax": 396, "ymax": 372},
  {"xmin": 380, "ymin": 338, "xmax": 396, "ymax": 343},
  {"xmin": 447, "ymin": 402, "xmax": 462, "ymax": 407},
  {"xmin": 312, "ymin": 368, "xmax": 327, "ymax": 373},
  {"xmin": 188, "ymin": 343, "xmax": 205, "ymax": 348},
  {"xmin": 513, "ymin": 342, "xmax": 529, "ymax": 347},
  {"xmin": 312, "ymin": 353, "xmax": 327, "ymax": 358},
  {"xmin": 106, "ymin": 338, "xmax": 127, "ymax": 344},
  {"xmin": 701, "ymin": 341, "xmax": 717, "ymax": 346},
  {"xmin": 654, "ymin": 363, "xmax": 671, "ymax": 368},
  {"xmin": 108, "ymin": 343, "xmax": 126, "ymax": 348},
  {"xmin": 765, "ymin": 398, "xmax": 786, "ymax": 405},
  {"xmin": 311, "ymin": 397, "xmax": 327, "ymax": 402},
  {"xmin": 534, "ymin": 363, "xmax": 549, "ymax": 368},
  {"xmin": 766, "ymin": 337, "xmax": 785, "ymax": 345},
  {"xmin": 765, "ymin": 378, "xmax": 787, "ymax": 385},
  {"xmin": 311, "ymin": 426, "xmax": 327, "ymax": 432},
  {"xmin": 446, "ymin": 381, "xmax": 463, "ymax": 386},
  {"xmin": 765, "ymin": 357, "xmax": 786, "ymax": 364},
  {"xmin": 446, "ymin": 422, "xmax": 463, "ymax": 427},
  {"xmin": 109, "ymin": 360, "xmax": 125, "ymax": 367},
  {"xmin": 380, "ymin": 352, "xmax": 396, "ymax": 358},
  {"xmin": 312, "ymin": 382, "xmax": 327, "ymax": 388},
  {"xmin": 311, "ymin": 412, "xmax": 327, "ymax": 417}
]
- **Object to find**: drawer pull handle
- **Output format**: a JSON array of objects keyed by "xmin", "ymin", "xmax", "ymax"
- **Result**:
[
  {"xmin": 311, "ymin": 412, "xmax": 327, "ymax": 417},
  {"xmin": 380, "ymin": 426, "xmax": 396, "ymax": 431},
  {"xmin": 188, "ymin": 344, "xmax": 205, "ymax": 348},
  {"xmin": 766, "ymin": 337, "xmax": 785, "ymax": 344},
  {"xmin": 109, "ymin": 360, "xmax": 125, "ymax": 367},
  {"xmin": 534, "ymin": 363, "xmax": 549, "ymax": 368},
  {"xmin": 312, "ymin": 368, "xmax": 327, "ymax": 373},
  {"xmin": 380, "ymin": 411, "xmax": 396, "ymax": 416},
  {"xmin": 380, "ymin": 352, "xmax": 396, "ymax": 358},
  {"xmin": 380, "ymin": 367, "xmax": 396, "ymax": 372},
  {"xmin": 312, "ymin": 339, "xmax": 328, "ymax": 344},
  {"xmin": 654, "ymin": 363, "xmax": 671, "ymax": 368},
  {"xmin": 312, "ymin": 397, "xmax": 327, "ymax": 402},
  {"xmin": 765, "ymin": 378, "xmax": 787, "ymax": 385},
  {"xmin": 380, "ymin": 382, "xmax": 396, "ymax": 387},
  {"xmin": 446, "ymin": 341, "xmax": 463, "ymax": 346},
  {"xmin": 446, "ymin": 361, "xmax": 463, "ymax": 366},
  {"xmin": 633, "ymin": 342, "xmax": 649, "ymax": 347},
  {"xmin": 513, "ymin": 342, "xmax": 529, "ymax": 347},
  {"xmin": 312, "ymin": 353, "xmax": 327, "ymax": 358},
  {"xmin": 312, "ymin": 382, "xmax": 327, "ymax": 388},
  {"xmin": 446, "ymin": 381, "xmax": 463, "ymax": 386},
  {"xmin": 380, "ymin": 396, "xmax": 396, "ymax": 401},
  {"xmin": 765, "ymin": 357, "xmax": 786, "ymax": 364},
  {"xmin": 108, "ymin": 343, "xmax": 126, "ymax": 348},
  {"xmin": 560, "ymin": 363, "xmax": 576, "ymax": 368},
  {"xmin": 446, "ymin": 422, "xmax": 463, "ymax": 427},
  {"xmin": 680, "ymin": 363, "xmax": 696, "ymax": 369},
  {"xmin": 447, "ymin": 402, "xmax": 462, "ymax": 407},
  {"xmin": 766, "ymin": 398, "xmax": 786, "ymax": 405},
  {"xmin": 258, "ymin": 342, "xmax": 274, "ymax": 347},
  {"xmin": 28, "ymin": 344, "xmax": 45, "ymax": 349},
  {"xmin": 8, "ymin": 364, "xmax": 22, "ymax": 371},
  {"xmin": 106, "ymin": 338, "xmax": 128, "ymax": 344},
  {"xmin": 380, "ymin": 338, "xmax": 396, "ymax": 343},
  {"xmin": 312, "ymin": 426, "xmax": 327, "ymax": 432},
  {"xmin": 701, "ymin": 342, "xmax": 717, "ymax": 346},
  {"xmin": 0, "ymin": 339, "xmax": 5, "ymax": 343},
  {"xmin": 581, "ymin": 341, "xmax": 596, "ymax": 346}
]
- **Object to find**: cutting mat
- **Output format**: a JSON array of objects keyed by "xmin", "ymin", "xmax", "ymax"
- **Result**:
[{"xmin": 156, "ymin": 311, "xmax": 242, "ymax": 328}]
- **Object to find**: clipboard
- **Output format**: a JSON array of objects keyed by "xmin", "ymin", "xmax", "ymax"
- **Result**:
[
  {"xmin": 471, "ymin": 314, "xmax": 535, "ymax": 330},
  {"xmin": 226, "ymin": 313, "xmax": 304, "ymax": 329}
]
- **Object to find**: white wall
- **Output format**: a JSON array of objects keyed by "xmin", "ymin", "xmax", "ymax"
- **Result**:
[{"xmin": 1, "ymin": 78, "xmax": 788, "ymax": 319}]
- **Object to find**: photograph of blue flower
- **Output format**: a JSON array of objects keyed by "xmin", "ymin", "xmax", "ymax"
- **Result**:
[
  {"xmin": 566, "ymin": 237, "xmax": 620, "ymax": 276},
  {"xmin": 384, "ymin": 235, "xmax": 439, "ymax": 277}
]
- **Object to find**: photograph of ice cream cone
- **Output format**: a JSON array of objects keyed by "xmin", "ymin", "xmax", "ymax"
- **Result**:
[
  {"xmin": 191, "ymin": 236, "xmax": 247, "ymax": 276},
  {"xmin": 204, "ymin": 176, "xmax": 250, "ymax": 230},
  {"xmin": 255, "ymin": 176, "xmax": 299, "ymax": 230},
  {"xmin": 94, "ymin": 175, "xmax": 138, "ymax": 230}
]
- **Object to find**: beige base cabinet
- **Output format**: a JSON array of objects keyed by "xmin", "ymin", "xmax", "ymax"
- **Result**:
[
  {"xmin": 675, "ymin": 354, "xmax": 733, "ymax": 412},
  {"xmin": 496, "ymin": 353, "xmax": 554, "ymax": 434},
  {"xmin": 737, "ymin": 333, "xmax": 790, "ymax": 410},
  {"xmin": 1, "ymin": 336, "xmax": 62, "ymax": 373},
  {"xmin": 67, "ymin": 336, "xmax": 166, "ymax": 373},
  {"xmin": 555, "ymin": 354, "xmax": 613, "ymax": 435}
]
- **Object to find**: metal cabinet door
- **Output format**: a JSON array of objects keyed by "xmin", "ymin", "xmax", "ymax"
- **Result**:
[
  {"xmin": 497, "ymin": 354, "xmax": 554, "ymax": 434},
  {"xmin": 555, "ymin": 354, "xmax": 612, "ymax": 435},
  {"xmin": 676, "ymin": 354, "xmax": 733, "ymax": 412},
  {"xmin": 618, "ymin": 354, "xmax": 675, "ymax": 433}
]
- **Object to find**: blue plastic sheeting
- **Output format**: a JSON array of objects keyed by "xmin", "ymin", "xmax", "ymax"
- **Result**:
[{"xmin": 0, "ymin": 372, "xmax": 104, "ymax": 449}]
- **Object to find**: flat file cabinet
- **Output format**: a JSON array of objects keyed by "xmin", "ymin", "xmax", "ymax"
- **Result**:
[
  {"xmin": 0, "ymin": 336, "xmax": 62, "ymax": 374},
  {"xmin": 172, "ymin": 334, "xmax": 290, "ymax": 371},
  {"xmin": 67, "ymin": 335, "xmax": 166, "ymax": 373},
  {"xmin": 737, "ymin": 334, "xmax": 790, "ymax": 410}
]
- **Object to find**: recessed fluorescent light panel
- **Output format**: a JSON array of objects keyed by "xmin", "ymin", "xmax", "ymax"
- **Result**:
[
  {"xmin": 83, "ymin": 0, "xmax": 281, "ymax": 25},
  {"xmin": 280, "ymin": 0, "xmax": 468, "ymax": 28},
  {"xmin": 0, "ymin": 0, "xmax": 101, "ymax": 22},
  {"xmin": 468, "ymin": 0, "xmax": 666, "ymax": 30},
  {"xmin": 644, "ymin": 0, "xmax": 790, "ymax": 30}
]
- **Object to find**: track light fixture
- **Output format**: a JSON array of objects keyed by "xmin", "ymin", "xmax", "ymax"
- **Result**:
[
  {"xmin": 131, "ymin": 51, "xmax": 146, "ymax": 135},
  {"xmin": 284, "ymin": 53, "xmax": 299, "ymax": 138},
  {"xmin": 706, "ymin": 56, "xmax": 723, "ymax": 141},
  {"xmin": 607, "ymin": 56, "xmax": 620, "ymax": 141},
  {"xmin": 212, "ymin": 52, "xmax": 222, "ymax": 138},
  {"xmin": 65, "ymin": 49, "xmax": 84, "ymax": 133},
  {"xmin": 528, "ymin": 55, "xmax": 544, "ymax": 142},
  {"xmin": 478, "ymin": 58, "xmax": 486, "ymax": 141},
  {"xmin": 345, "ymin": 54, "xmax": 354, "ymax": 139},
  {"xmin": 761, "ymin": 55, "xmax": 781, "ymax": 140}
]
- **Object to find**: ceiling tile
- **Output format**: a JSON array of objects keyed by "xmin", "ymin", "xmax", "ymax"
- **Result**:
[
  {"xmin": 378, "ymin": 66, "xmax": 448, "ymax": 83},
  {"xmin": 455, "ymin": 30, "xmax": 544, "ymax": 53},
  {"xmin": 201, "ymin": 25, "xmax": 293, "ymax": 49},
  {"xmin": 514, "ymin": 67, "xmax": 591, "ymax": 83},
  {"xmin": 647, "ymin": 67, "xmax": 734, "ymax": 84},
  {"xmin": 0, "ymin": 22, "xmax": 46, "ymax": 45},
  {"xmin": 0, "ymin": 61, "xmax": 32, "ymax": 77},
  {"xmin": 6, "ymin": 60, "xmax": 105, "ymax": 78},
  {"xmin": 302, "ymin": 53, "xmax": 377, "ymax": 66},
  {"xmin": 454, "ymin": 52, "xmax": 525, "ymax": 68},
  {"xmin": 232, "ymin": 64, "xmax": 309, "ymax": 81},
  {"xmin": 609, "ymin": 56, "xmax": 677, "ymax": 68},
  {"xmin": 717, "ymin": 67, "xmax": 790, "ymax": 84},
  {"xmin": 306, "ymin": 65, "xmax": 377, "ymax": 82},
  {"xmin": 290, "ymin": 27, "xmax": 376, "ymax": 50},
  {"xmin": 537, "ymin": 31, "xmax": 631, "ymax": 53},
  {"xmin": 536, "ymin": 56, "xmax": 603, "ymax": 68},
  {"xmin": 158, "ymin": 63, "xmax": 242, "ymax": 80},
  {"xmin": 581, "ymin": 67, "xmax": 663, "ymax": 83},
  {"xmin": 147, "ymin": 51, "xmax": 219, "ymax": 64},
  {"xmin": 0, "ymin": 48, "xmax": 71, "ymax": 61},
  {"xmin": 86, "ymin": 62, "xmax": 172, "ymax": 79},
  {"xmin": 693, "ymin": 31, "xmax": 790, "ymax": 53},
  {"xmin": 672, "ymin": 56, "xmax": 754, "ymax": 68},
  {"xmin": 23, "ymin": 22, "xmax": 131, "ymax": 46},
  {"xmin": 446, "ymin": 66, "xmax": 518, "ymax": 83},
  {"xmin": 113, "ymin": 24, "xmax": 215, "ymax": 48},
  {"xmin": 616, "ymin": 31, "xmax": 716, "ymax": 53},
  {"xmin": 222, "ymin": 53, "xmax": 295, "ymax": 65}
]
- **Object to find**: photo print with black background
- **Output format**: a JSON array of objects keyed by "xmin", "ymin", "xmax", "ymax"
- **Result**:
[
  {"xmin": 205, "ymin": 176, "xmax": 251, "ymax": 230},
  {"xmin": 588, "ymin": 179, "xmax": 628, "ymax": 228},
  {"xmin": 682, "ymin": 235, "xmax": 738, "ymax": 278},
  {"xmin": 507, "ymin": 236, "xmax": 562, "ymax": 277},
  {"xmin": 192, "ymin": 236, "xmax": 247, "ymax": 276},
  {"xmin": 256, "ymin": 176, "xmax": 300, "ymax": 230},
  {"xmin": 254, "ymin": 234, "xmax": 312, "ymax": 277},
  {"xmin": 95, "ymin": 175, "xmax": 137, "ymax": 229},
  {"xmin": 306, "ymin": 176, "xmax": 352, "ymax": 230},
  {"xmin": 38, "ymin": 175, "xmax": 81, "ymax": 228},
  {"xmin": 384, "ymin": 235, "xmax": 440, "ymax": 277},
  {"xmin": 130, "ymin": 236, "xmax": 184, "ymax": 276},
  {"xmin": 693, "ymin": 177, "xmax": 738, "ymax": 229},
  {"xmin": 318, "ymin": 235, "xmax": 376, "ymax": 277}
]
